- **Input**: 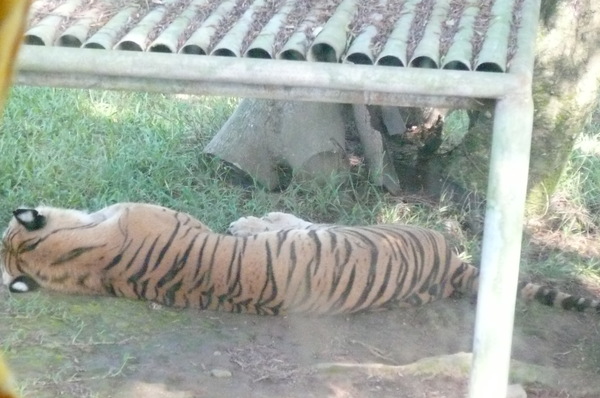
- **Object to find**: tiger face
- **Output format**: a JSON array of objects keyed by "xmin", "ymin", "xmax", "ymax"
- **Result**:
[
  {"xmin": 1, "ymin": 204, "xmax": 123, "ymax": 293},
  {"xmin": 0, "ymin": 203, "xmax": 211, "ymax": 296}
]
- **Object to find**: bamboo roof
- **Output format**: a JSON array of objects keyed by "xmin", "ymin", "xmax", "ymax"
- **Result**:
[{"xmin": 24, "ymin": 0, "xmax": 525, "ymax": 73}]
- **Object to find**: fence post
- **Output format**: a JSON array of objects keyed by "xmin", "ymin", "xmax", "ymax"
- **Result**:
[{"xmin": 468, "ymin": 91, "xmax": 534, "ymax": 398}]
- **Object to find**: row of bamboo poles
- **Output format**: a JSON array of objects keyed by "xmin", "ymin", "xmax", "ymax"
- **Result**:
[{"xmin": 24, "ymin": 0, "xmax": 524, "ymax": 72}]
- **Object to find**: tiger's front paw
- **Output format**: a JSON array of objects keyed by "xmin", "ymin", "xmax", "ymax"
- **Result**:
[
  {"xmin": 260, "ymin": 212, "xmax": 313, "ymax": 229},
  {"xmin": 227, "ymin": 212, "xmax": 314, "ymax": 236},
  {"xmin": 227, "ymin": 216, "xmax": 272, "ymax": 237}
]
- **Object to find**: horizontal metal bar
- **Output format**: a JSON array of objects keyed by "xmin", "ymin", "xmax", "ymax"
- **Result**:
[
  {"xmin": 16, "ymin": 71, "xmax": 488, "ymax": 108},
  {"xmin": 16, "ymin": 46, "xmax": 521, "ymax": 102}
]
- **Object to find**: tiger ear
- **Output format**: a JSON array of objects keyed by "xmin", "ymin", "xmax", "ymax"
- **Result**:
[
  {"xmin": 9, "ymin": 275, "xmax": 40, "ymax": 293},
  {"xmin": 13, "ymin": 208, "xmax": 47, "ymax": 231}
]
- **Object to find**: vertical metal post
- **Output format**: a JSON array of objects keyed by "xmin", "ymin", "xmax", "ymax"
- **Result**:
[{"xmin": 468, "ymin": 91, "xmax": 534, "ymax": 398}]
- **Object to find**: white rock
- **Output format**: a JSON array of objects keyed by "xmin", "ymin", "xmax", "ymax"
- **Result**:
[
  {"xmin": 506, "ymin": 384, "xmax": 527, "ymax": 398},
  {"xmin": 210, "ymin": 368, "xmax": 232, "ymax": 378}
]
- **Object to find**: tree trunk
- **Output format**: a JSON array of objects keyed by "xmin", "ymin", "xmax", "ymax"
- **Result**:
[{"xmin": 439, "ymin": 0, "xmax": 600, "ymax": 213}]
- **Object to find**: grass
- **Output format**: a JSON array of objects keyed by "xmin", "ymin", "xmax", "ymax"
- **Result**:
[
  {"xmin": 0, "ymin": 89, "xmax": 239, "ymax": 224},
  {"xmin": 1, "ymin": 86, "xmax": 600, "ymax": 396}
]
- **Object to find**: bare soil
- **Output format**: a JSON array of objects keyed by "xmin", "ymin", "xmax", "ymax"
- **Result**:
[{"xmin": 3, "ymin": 280, "xmax": 599, "ymax": 398}]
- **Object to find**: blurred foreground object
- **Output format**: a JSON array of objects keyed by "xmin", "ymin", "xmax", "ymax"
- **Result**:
[
  {"xmin": 0, "ymin": 353, "xmax": 17, "ymax": 398},
  {"xmin": 0, "ymin": 2, "xmax": 29, "ymax": 397},
  {"xmin": 0, "ymin": 0, "xmax": 29, "ymax": 111}
]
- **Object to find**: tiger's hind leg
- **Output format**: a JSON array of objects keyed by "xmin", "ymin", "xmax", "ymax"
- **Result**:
[
  {"xmin": 227, "ymin": 212, "xmax": 315, "ymax": 237},
  {"xmin": 446, "ymin": 261, "xmax": 480, "ymax": 299}
]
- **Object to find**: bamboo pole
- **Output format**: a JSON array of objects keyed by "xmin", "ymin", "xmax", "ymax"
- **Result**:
[
  {"xmin": 180, "ymin": 0, "xmax": 238, "ymax": 55},
  {"xmin": 278, "ymin": 2, "xmax": 331, "ymax": 61},
  {"xmin": 344, "ymin": 0, "xmax": 389, "ymax": 65},
  {"xmin": 409, "ymin": 0, "xmax": 451, "ymax": 68},
  {"xmin": 16, "ymin": 70, "xmax": 486, "ymax": 109},
  {"xmin": 149, "ymin": 0, "xmax": 210, "ymax": 53},
  {"xmin": 211, "ymin": 0, "xmax": 272, "ymax": 57},
  {"xmin": 0, "ymin": 2, "xmax": 29, "ymax": 397},
  {"xmin": 442, "ymin": 0, "xmax": 478, "ymax": 70},
  {"xmin": 15, "ymin": 46, "xmax": 521, "ymax": 99},
  {"xmin": 245, "ymin": 1, "xmax": 296, "ymax": 59},
  {"xmin": 0, "ymin": 352, "xmax": 17, "ymax": 398},
  {"xmin": 475, "ymin": 0, "xmax": 517, "ymax": 72},
  {"xmin": 308, "ymin": 0, "xmax": 358, "ymax": 62},
  {"xmin": 58, "ymin": 7, "xmax": 104, "ymax": 48},
  {"xmin": 0, "ymin": 0, "xmax": 29, "ymax": 106},
  {"xmin": 116, "ymin": 0, "xmax": 178, "ymax": 51},
  {"xmin": 508, "ymin": 0, "xmax": 540, "ymax": 76},
  {"xmin": 344, "ymin": 25, "xmax": 377, "ymax": 65},
  {"xmin": 468, "ymin": 91, "xmax": 533, "ymax": 398},
  {"xmin": 83, "ymin": 6, "xmax": 139, "ymax": 49},
  {"xmin": 24, "ymin": 0, "xmax": 84, "ymax": 46},
  {"xmin": 375, "ymin": 0, "xmax": 419, "ymax": 66}
]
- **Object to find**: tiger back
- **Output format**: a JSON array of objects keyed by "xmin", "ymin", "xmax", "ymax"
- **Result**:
[{"xmin": 1, "ymin": 203, "xmax": 598, "ymax": 315}]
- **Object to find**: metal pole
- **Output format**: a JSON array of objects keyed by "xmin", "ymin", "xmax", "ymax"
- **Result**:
[
  {"xmin": 15, "ymin": 70, "xmax": 486, "ymax": 109},
  {"xmin": 15, "ymin": 46, "xmax": 521, "ymax": 99},
  {"xmin": 468, "ymin": 90, "xmax": 534, "ymax": 398},
  {"xmin": 469, "ymin": 0, "xmax": 540, "ymax": 393}
]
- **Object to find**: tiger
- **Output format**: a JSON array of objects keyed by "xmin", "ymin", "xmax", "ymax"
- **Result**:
[{"xmin": 1, "ymin": 202, "xmax": 598, "ymax": 315}]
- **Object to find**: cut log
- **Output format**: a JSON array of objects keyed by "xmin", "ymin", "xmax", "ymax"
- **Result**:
[{"xmin": 204, "ymin": 99, "xmax": 348, "ymax": 190}]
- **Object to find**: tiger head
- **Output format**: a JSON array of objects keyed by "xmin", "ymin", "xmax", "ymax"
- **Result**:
[{"xmin": 1, "ymin": 206, "xmax": 118, "ymax": 294}]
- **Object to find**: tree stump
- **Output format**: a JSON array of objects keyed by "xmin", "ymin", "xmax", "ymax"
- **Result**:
[
  {"xmin": 205, "ymin": 99, "xmax": 410, "ymax": 194},
  {"xmin": 204, "ymin": 99, "xmax": 348, "ymax": 190}
]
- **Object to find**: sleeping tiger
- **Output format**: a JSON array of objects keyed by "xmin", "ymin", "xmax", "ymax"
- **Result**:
[{"xmin": 1, "ymin": 202, "xmax": 598, "ymax": 315}]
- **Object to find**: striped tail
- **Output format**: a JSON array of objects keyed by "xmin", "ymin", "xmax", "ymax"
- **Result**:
[{"xmin": 518, "ymin": 281, "xmax": 600, "ymax": 313}]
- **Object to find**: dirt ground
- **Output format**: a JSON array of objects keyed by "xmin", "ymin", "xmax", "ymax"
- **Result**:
[{"xmin": 2, "ymin": 283, "xmax": 599, "ymax": 398}]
